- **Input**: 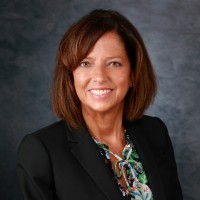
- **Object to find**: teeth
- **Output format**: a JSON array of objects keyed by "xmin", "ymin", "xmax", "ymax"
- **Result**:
[{"xmin": 90, "ymin": 89, "xmax": 111, "ymax": 95}]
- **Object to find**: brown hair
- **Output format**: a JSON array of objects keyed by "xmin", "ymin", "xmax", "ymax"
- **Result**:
[{"xmin": 52, "ymin": 9, "xmax": 156, "ymax": 128}]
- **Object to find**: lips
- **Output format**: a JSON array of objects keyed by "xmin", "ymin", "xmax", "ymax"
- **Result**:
[{"xmin": 89, "ymin": 89, "xmax": 112, "ymax": 95}]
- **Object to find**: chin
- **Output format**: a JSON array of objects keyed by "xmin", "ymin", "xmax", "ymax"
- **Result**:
[{"xmin": 86, "ymin": 102, "xmax": 122, "ymax": 114}]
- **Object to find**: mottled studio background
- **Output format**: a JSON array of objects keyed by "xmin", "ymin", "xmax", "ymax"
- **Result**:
[{"xmin": 0, "ymin": 0, "xmax": 200, "ymax": 200}]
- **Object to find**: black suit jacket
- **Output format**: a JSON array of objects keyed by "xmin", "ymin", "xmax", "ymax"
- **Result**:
[{"xmin": 17, "ymin": 115, "xmax": 183, "ymax": 200}]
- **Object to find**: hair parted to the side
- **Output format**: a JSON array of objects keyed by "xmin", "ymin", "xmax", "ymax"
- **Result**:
[{"xmin": 52, "ymin": 9, "xmax": 157, "ymax": 128}]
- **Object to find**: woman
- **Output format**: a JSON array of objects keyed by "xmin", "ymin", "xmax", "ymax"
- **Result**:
[{"xmin": 17, "ymin": 9, "xmax": 183, "ymax": 200}]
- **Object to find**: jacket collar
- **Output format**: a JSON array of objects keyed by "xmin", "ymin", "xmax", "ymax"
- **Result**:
[{"xmin": 65, "ymin": 119, "xmax": 166, "ymax": 200}]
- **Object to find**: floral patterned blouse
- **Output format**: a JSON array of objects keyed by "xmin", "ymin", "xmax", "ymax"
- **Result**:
[{"xmin": 93, "ymin": 132, "xmax": 154, "ymax": 200}]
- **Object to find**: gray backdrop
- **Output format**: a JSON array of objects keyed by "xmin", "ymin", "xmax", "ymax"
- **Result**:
[{"xmin": 0, "ymin": 0, "xmax": 200, "ymax": 200}]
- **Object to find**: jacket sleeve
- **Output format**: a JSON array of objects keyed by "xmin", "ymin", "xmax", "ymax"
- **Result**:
[
  {"xmin": 155, "ymin": 117, "xmax": 183, "ymax": 200},
  {"xmin": 17, "ymin": 134, "xmax": 56, "ymax": 200}
]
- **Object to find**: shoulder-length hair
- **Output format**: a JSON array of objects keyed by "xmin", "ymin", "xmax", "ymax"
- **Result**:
[{"xmin": 52, "ymin": 9, "xmax": 156, "ymax": 128}]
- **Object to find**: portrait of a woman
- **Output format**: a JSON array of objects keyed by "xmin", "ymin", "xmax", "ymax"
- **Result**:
[{"xmin": 17, "ymin": 9, "xmax": 183, "ymax": 200}]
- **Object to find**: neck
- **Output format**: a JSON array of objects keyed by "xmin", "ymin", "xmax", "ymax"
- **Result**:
[{"xmin": 82, "ymin": 107, "xmax": 125, "ymax": 147}]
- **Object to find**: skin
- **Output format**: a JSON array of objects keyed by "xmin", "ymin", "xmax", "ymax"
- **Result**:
[
  {"xmin": 73, "ymin": 31, "xmax": 131, "ymax": 154},
  {"xmin": 73, "ymin": 31, "xmax": 132, "ymax": 189}
]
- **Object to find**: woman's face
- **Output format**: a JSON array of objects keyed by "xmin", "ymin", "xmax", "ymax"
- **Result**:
[{"xmin": 73, "ymin": 31, "xmax": 131, "ymax": 115}]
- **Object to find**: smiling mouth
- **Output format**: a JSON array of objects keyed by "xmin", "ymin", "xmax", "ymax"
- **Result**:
[{"xmin": 89, "ymin": 89, "xmax": 112, "ymax": 95}]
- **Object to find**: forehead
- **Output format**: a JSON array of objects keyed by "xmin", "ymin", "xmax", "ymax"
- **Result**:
[{"xmin": 86, "ymin": 31, "xmax": 127, "ymax": 56}]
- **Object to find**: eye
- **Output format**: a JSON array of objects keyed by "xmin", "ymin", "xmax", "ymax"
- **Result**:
[
  {"xmin": 79, "ymin": 61, "xmax": 90, "ymax": 67},
  {"xmin": 109, "ymin": 61, "xmax": 122, "ymax": 67}
]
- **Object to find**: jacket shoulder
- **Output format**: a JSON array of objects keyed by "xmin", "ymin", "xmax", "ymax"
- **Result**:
[
  {"xmin": 24, "ymin": 120, "xmax": 70, "ymax": 147},
  {"xmin": 17, "ymin": 120, "xmax": 69, "ymax": 166},
  {"xmin": 129, "ymin": 115, "xmax": 168, "ymax": 135},
  {"xmin": 31, "ymin": 120, "xmax": 66, "ymax": 139},
  {"xmin": 127, "ymin": 115, "xmax": 171, "ymax": 155}
]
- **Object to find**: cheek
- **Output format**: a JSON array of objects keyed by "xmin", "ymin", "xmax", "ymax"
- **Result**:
[
  {"xmin": 73, "ymin": 71, "xmax": 88, "ymax": 92},
  {"xmin": 117, "ymin": 71, "xmax": 131, "ymax": 87}
]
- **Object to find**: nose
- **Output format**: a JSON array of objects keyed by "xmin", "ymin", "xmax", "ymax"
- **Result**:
[{"xmin": 92, "ymin": 65, "xmax": 108, "ymax": 83}]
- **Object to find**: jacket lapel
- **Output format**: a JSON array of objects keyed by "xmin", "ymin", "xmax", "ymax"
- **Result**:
[
  {"xmin": 125, "ymin": 120, "xmax": 167, "ymax": 200},
  {"xmin": 66, "ymin": 125, "xmax": 123, "ymax": 200}
]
